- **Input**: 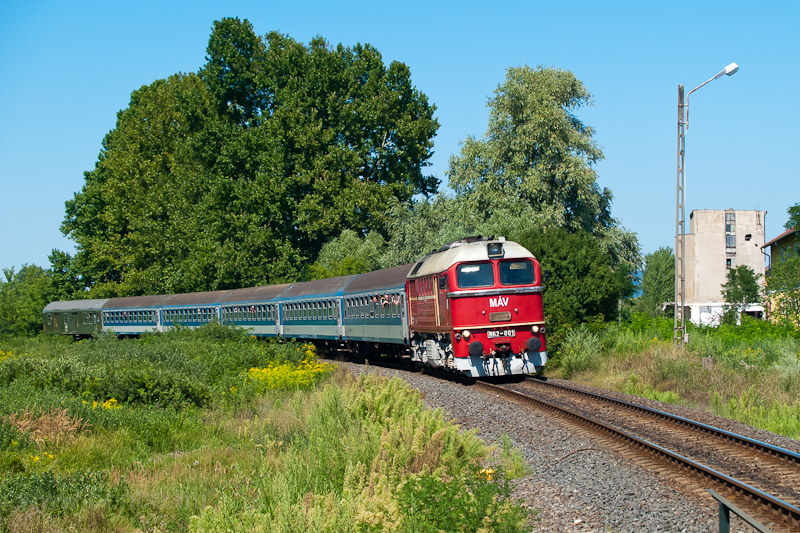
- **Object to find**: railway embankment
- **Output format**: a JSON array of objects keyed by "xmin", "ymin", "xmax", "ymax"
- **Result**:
[{"xmin": 349, "ymin": 362, "xmax": 799, "ymax": 532}]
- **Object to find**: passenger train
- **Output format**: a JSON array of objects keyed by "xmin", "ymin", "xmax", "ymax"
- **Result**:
[{"xmin": 43, "ymin": 237, "xmax": 547, "ymax": 377}]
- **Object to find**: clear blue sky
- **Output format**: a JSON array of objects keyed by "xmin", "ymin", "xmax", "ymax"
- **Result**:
[{"xmin": 1, "ymin": 0, "xmax": 798, "ymax": 272}]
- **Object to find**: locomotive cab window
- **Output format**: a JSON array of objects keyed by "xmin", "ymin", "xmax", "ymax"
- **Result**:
[
  {"xmin": 456, "ymin": 262, "xmax": 494, "ymax": 288},
  {"xmin": 499, "ymin": 260, "xmax": 535, "ymax": 286}
]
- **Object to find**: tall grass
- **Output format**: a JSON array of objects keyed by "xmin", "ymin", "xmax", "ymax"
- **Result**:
[
  {"xmin": 550, "ymin": 313, "xmax": 800, "ymax": 439},
  {"xmin": 0, "ymin": 327, "xmax": 533, "ymax": 531}
]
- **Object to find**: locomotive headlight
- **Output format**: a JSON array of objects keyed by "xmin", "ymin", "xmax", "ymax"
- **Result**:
[
  {"xmin": 531, "ymin": 325, "xmax": 539, "ymax": 333},
  {"xmin": 462, "ymin": 330, "xmax": 471, "ymax": 339},
  {"xmin": 487, "ymin": 242, "xmax": 504, "ymax": 258},
  {"xmin": 455, "ymin": 332, "xmax": 462, "ymax": 341}
]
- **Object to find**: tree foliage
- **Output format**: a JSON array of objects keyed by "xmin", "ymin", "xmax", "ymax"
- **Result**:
[
  {"xmin": 514, "ymin": 227, "xmax": 635, "ymax": 357},
  {"xmin": 635, "ymin": 247, "xmax": 674, "ymax": 318},
  {"xmin": 62, "ymin": 18, "xmax": 438, "ymax": 297},
  {"xmin": 0, "ymin": 266, "xmax": 51, "ymax": 336},
  {"xmin": 306, "ymin": 230, "xmax": 386, "ymax": 280},
  {"xmin": 446, "ymin": 66, "xmax": 639, "ymax": 268},
  {"xmin": 721, "ymin": 265, "xmax": 762, "ymax": 325},
  {"xmin": 786, "ymin": 201, "xmax": 800, "ymax": 231}
]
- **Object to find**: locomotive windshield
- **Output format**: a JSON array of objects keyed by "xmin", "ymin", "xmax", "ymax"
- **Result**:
[
  {"xmin": 456, "ymin": 262, "xmax": 494, "ymax": 288},
  {"xmin": 499, "ymin": 260, "xmax": 535, "ymax": 285}
]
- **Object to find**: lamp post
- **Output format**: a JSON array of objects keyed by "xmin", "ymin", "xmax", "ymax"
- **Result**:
[{"xmin": 675, "ymin": 62, "xmax": 739, "ymax": 348}]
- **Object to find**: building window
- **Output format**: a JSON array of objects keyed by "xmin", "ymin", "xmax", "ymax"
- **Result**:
[
  {"xmin": 725, "ymin": 212, "xmax": 736, "ymax": 233},
  {"xmin": 725, "ymin": 212, "xmax": 736, "ymax": 250}
]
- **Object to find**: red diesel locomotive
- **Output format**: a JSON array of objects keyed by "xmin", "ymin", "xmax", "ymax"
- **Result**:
[{"xmin": 405, "ymin": 237, "xmax": 547, "ymax": 376}]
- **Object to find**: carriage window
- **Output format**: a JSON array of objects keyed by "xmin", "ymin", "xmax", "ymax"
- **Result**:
[{"xmin": 456, "ymin": 262, "xmax": 494, "ymax": 288}]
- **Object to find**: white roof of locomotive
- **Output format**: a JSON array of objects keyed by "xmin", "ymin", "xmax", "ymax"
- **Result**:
[{"xmin": 407, "ymin": 239, "xmax": 534, "ymax": 279}]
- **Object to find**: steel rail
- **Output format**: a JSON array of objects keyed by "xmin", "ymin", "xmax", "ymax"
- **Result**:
[
  {"xmin": 526, "ymin": 377, "xmax": 800, "ymax": 466},
  {"xmin": 473, "ymin": 380, "xmax": 800, "ymax": 529}
]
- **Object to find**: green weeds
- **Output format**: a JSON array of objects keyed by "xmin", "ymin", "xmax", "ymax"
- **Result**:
[
  {"xmin": 549, "ymin": 313, "xmax": 800, "ymax": 439},
  {"xmin": 0, "ymin": 326, "xmax": 533, "ymax": 532}
]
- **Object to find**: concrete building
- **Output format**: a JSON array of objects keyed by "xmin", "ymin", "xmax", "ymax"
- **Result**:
[{"xmin": 684, "ymin": 209, "xmax": 766, "ymax": 326}]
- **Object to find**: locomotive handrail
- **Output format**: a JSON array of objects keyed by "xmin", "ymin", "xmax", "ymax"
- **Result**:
[
  {"xmin": 446, "ymin": 286, "xmax": 544, "ymax": 298},
  {"xmin": 451, "ymin": 321, "xmax": 545, "ymax": 330}
]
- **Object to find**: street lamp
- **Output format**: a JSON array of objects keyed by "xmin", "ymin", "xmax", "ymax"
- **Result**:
[{"xmin": 675, "ymin": 62, "xmax": 739, "ymax": 348}]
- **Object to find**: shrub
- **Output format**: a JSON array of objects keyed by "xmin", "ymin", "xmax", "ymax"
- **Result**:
[{"xmin": 396, "ymin": 464, "xmax": 528, "ymax": 533}]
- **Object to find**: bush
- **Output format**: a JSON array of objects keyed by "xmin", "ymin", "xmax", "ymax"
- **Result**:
[{"xmin": 397, "ymin": 465, "xmax": 527, "ymax": 533}]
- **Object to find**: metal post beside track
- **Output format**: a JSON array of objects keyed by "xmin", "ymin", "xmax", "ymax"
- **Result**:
[{"xmin": 706, "ymin": 489, "xmax": 772, "ymax": 533}]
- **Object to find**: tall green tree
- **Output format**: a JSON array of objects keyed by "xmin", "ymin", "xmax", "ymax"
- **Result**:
[
  {"xmin": 721, "ymin": 265, "xmax": 762, "ymax": 325},
  {"xmin": 636, "ymin": 247, "xmax": 675, "ymax": 318},
  {"xmin": 514, "ymin": 227, "xmax": 635, "ymax": 358},
  {"xmin": 62, "ymin": 18, "xmax": 438, "ymax": 297},
  {"xmin": 48, "ymin": 250, "xmax": 86, "ymax": 302},
  {"xmin": 446, "ymin": 65, "xmax": 638, "ymax": 270},
  {"xmin": 0, "ymin": 265, "xmax": 51, "ymax": 336}
]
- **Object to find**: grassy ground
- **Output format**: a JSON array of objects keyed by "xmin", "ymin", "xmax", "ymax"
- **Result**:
[
  {"xmin": 549, "ymin": 314, "xmax": 800, "ymax": 439},
  {"xmin": 0, "ymin": 327, "xmax": 533, "ymax": 532}
]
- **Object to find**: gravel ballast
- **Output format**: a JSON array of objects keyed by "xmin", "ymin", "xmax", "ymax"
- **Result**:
[{"xmin": 347, "ymin": 364, "xmax": 784, "ymax": 532}]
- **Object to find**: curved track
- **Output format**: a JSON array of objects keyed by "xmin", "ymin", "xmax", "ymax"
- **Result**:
[{"xmin": 474, "ymin": 377, "xmax": 800, "ymax": 532}]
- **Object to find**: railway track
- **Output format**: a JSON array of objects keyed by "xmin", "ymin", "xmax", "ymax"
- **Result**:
[{"xmin": 472, "ymin": 377, "xmax": 800, "ymax": 532}]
